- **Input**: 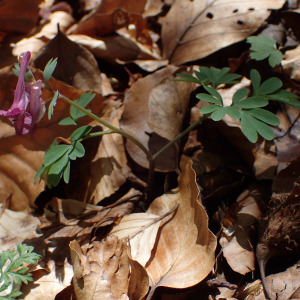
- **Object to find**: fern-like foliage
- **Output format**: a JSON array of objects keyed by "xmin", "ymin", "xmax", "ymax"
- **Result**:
[{"xmin": 0, "ymin": 244, "xmax": 41, "ymax": 300}]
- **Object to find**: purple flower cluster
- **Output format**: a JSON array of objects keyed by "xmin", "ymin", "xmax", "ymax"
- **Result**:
[{"xmin": 0, "ymin": 51, "xmax": 45, "ymax": 137}]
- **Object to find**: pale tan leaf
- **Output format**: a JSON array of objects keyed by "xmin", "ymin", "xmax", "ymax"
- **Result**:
[
  {"xmin": 111, "ymin": 205, "xmax": 177, "ymax": 267},
  {"xmin": 21, "ymin": 259, "xmax": 74, "ymax": 300},
  {"xmin": 145, "ymin": 155, "xmax": 217, "ymax": 295},
  {"xmin": 281, "ymin": 43, "xmax": 300, "ymax": 82},
  {"xmin": 0, "ymin": 204, "xmax": 43, "ymax": 252},
  {"xmin": 70, "ymin": 236, "xmax": 149, "ymax": 300},
  {"xmin": 161, "ymin": 0, "xmax": 285, "ymax": 65},
  {"xmin": 220, "ymin": 182, "xmax": 270, "ymax": 275}
]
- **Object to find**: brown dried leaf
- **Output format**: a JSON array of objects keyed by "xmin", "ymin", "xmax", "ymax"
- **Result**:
[
  {"xmin": 161, "ymin": 0, "xmax": 285, "ymax": 65},
  {"xmin": 70, "ymin": 236, "xmax": 149, "ymax": 300},
  {"xmin": 263, "ymin": 261, "xmax": 300, "ymax": 300},
  {"xmin": 145, "ymin": 155, "xmax": 217, "ymax": 294},
  {"xmin": 68, "ymin": 34, "xmax": 160, "ymax": 64},
  {"xmin": 0, "ymin": 0, "xmax": 41, "ymax": 35},
  {"xmin": 34, "ymin": 29, "xmax": 102, "ymax": 94},
  {"xmin": 41, "ymin": 189, "xmax": 139, "ymax": 243},
  {"xmin": 0, "ymin": 66, "xmax": 105, "ymax": 210},
  {"xmin": 0, "ymin": 204, "xmax": 43, "ymax": 252},
  {"xmin": 220, "ymin": 182, "xmax": 270, "ymax": 275},
  {"xmin": 120, "ymin": 66, "xmax": 192, "ymax": 171},
  {"xmin": 67, "ymin": 7, "xmax": 152, "ymax": 46}
]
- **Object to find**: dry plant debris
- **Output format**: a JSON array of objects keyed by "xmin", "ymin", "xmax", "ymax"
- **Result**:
[{"xmin": 1, "ymin": 1, "xmax": 300, "ymax": 300}]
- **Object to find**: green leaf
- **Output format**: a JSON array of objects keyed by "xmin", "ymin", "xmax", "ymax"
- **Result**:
[
  {"xmin": 247, "ymin": 114, "xmax": 275, "ymax": 140},
  {"xmin": 48, "ymin": 90, "xmax": 59, "ymax": 120},
  {"xmin": 250, "ymin": 69, "xmax": 261, "ymax": 96},
  {"xmin": 70, "ymin": 126, "xmax": 92, "ymax": 142},
  {"xmin": 211, "ymin": 107, "xmax": 226, "ymax": 121},
  {"xmin": 247, "ymin": 36, "xmax": 282, "ymax": 67},
  {"xmin": 12, "ymin": 63, "xmax": 34, "ymax": 82},
  {"xmin": 196, "ymin": 93, "xmax": 221, "ymax": 105},
  {"xmin": 69, "ymin": 142, "xmax": 85, "ymax": 160},
  {"xmin": 33, "ymin": 165, "xmax": 47, "ymax": 183},
  {"xmin": 194, "ymin": 70, "xmax": 208, "ymax": 82},
  {"xmin": 173, "ymin": 73, "xmax": 200, "ymax": 83},
  {"xmin": 48, "ymin": 151, "xmax": 70, "ymax": 175},
  {"xmin": 240, "ymin": 113, "xmax": 258, "ymax": 143},
  {"xmin": 200, "ymin": 105, "xmax": 219, "ymax": 114},
  {"xmin": 269, "ymin": 51, "xmax": 283, "ymax": 68},
  {"xmin": 232, "ymin": 88, "xmax": 249, "ymax": 105},
  {"xmin": 43, "ymin": 144, "xmax": 71, "ymax": 167},
  {"xmin": 204, "ymin": 86, "xmax": 223, "ymax": 104},
  {"xmin": 63, "ymin": 161, "xmax": 71, "ymax": 184},
  {"xmin": 233, "ymin": 96, "xmax": 268, "ymax": 108},
  {"xmin": 225, "ymin": 106, "xmax": 241, "ymax": 120},
  {"xmin": 70, "ymin": 91, "xmax": 95, "ymax": 120},
  {"xmin": 217, "ymin": 73, "xmax": 241, "ymax": 86},
  {"xmin": 257, "ymin": 77, "xmax": 282, "ymax": 95},
  {"xmin": 43, "ymin": 58, "xmax": 58, "ymax": 84},
  {"xmin": 267, "ymin": 90, "xmax": 300, "ymax": 109},
  {"xmin": 59, "ymin": 117, "xmax": 78, "ymax": 126},
  {"xmin": 250, "ymin": 108, "xmax": 280, "ymax": 126}
]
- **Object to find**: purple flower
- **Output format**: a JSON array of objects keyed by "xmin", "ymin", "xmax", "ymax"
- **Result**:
[{"xmin": 0, "ymin": 51, "xmax": 45, "ymax": 137}]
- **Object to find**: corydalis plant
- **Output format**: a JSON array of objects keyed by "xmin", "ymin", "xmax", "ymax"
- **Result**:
[
  {"xmin": 175, "ymin": 66, "xmax": 300, "ymax": 143},
  {"xmin": 0, "ymin": 244, "xmax": 41, "ymax": 300}
]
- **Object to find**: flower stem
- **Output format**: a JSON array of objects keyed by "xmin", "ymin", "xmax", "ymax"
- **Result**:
[{"xmin": 57, "ymin": 93, "xmax": 153, "ymax": 161}]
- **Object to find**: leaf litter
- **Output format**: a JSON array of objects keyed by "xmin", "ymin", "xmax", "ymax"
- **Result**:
[{"xmin": 1, "ymin": 1, "xmax": 300, "ymax": 299}]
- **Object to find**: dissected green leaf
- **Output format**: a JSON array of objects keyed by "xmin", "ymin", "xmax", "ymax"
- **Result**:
[
  {"xmin": 247, "ymin": 36, "xmax": 283, "ymax": 67},
  {"xmin": 232, "ymin": 88, "xmax": 248, "ymax": 105},
  {"xmin": 70, "ymin": 91, "xmax": 95, "ymax": 120},
  {"xmin": 250, "ymin": 69, "xmax": 261, "ymax": 96},
  {"xmin": 257, "ymin": 77, "xmax": 282, "ymax": 95},
  {"xmin": 240, "ymin": 113, "xmax": 258, "ymax": 143},
  {"xmin": 43, "ymin": 144, "xmax": 71, "ymax": 167},
  {"xmin": 173, "ymin": 73, "xmax": 201, "ymax": 83},
  {"xmin": 246, "ymin": 113, "xmax": 275, "ymax": 140},
  {"xmin": 204, "ymin": 86, "xmax": 223, "ymax": 104},
  {"xmin": 211, "ymin": 107, "xmax": 227, "ymax": 121},
  {"xmin": 196, "ymin": 93, "xmax": 221, "ymax": 105},
  {"xmin": 70, "ymin": 125, "xmax": 92, "ymax": 142},
  {"xmin": 69, "ymin": 141, "xmax": 85, "ymax": 160},
  {"xmin": 200, "ymin": 105, "xmax": 219, "ymax": 114},
  {"xmin": 250, "ymin": 108, "xmax": 280, "ymax": 126},
  {"xmin": 58, "ymin": 117, "xmax": 78, "ymax": 126},
  {"xmin": 233, "ymin": 96, "xmax": 268, "ymax": 108},
  {"xmin": 43, "ymin": 58, "xmax": 58, "ymax": 84},
  {"xmin": 48, "ymin": 90, "xmax": 59, "ymax": 120}
]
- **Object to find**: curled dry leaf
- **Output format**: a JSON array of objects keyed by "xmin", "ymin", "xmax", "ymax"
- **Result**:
[
  {"xmin": 261, "ymin": 261, "xmax": 300, "ymax": 300},
  {"xmin": 34, "ymin": 29, "xmax": 102, "ymax": 94},
  {"xmin": 68, "ymin": 34, "xmax": 160, "ymax": 64},
  {"xmin": 111, "ymin": 204, "xmax": 177, "ymax": 267},
  {"xmin": 66, "ymin": 102, "xmax": 131, "ymax": 204},
  {"xmin": 0, "ymin": 67, "xmax": 105, "ymax": 210},
  {"xmin": 145, "ymin": 155, "xmax": 217, "ymax": 296},
  {"xmin": 40, "ymin": 189, "xmax": 139, "ymax": 243},
  {"xmin": 120, "ymin": 66, "xmax": 192, "ymax": 171},
  {"xmin": 281, "ymin": 43, "xmax": 300, "ymax": 82},
  {"xmin": 0, "ymin": 203, "xmax": 43, "ymax": 252},
  {"xmin": 220, "ymin": 182, "xmax": 270, "ymax": 275},
  {"xmin": 161, "ymin": 0, "xmax": 285, "ymax": 65},
  {"xmin": 70, "ymin": 235, "xmax": 149, "ymax": 300}
]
